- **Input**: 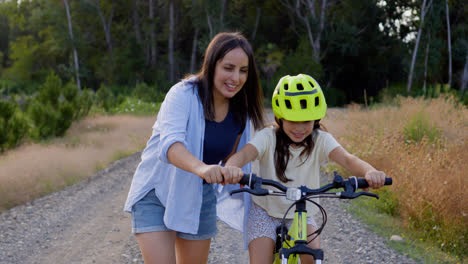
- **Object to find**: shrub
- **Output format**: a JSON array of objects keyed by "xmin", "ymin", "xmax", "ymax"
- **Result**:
[
  {"xmin": 0, "ymin": 99, "xmax": 30, "ymax": 152},
  {"xmin": 27, "ymin": 72, "xmax": 92, "ymax": 139},
  {"xmin": 403, "ymin": 109, "xmax": 441, "ymax": 143},
  {"xmin": 461, "ymin": 90, "xmax": 468, "ymax": 106},
  {"xmin": 108, "ymin": 97, "xmax": 160, "ymax": 116},
  {"xmin": 75, "ymin": 89, "xmax": 94, "ymax": 119},
  {"xmin": 132, "ymin": 82, "xmax": 162, "ymax": 102},
  {"xmin": 28, "ymin": 101, "xmax": 59, "ymax": 139},
  {"xmin": 96, "ymin": 84, "xmax": 116, "ymax": 111}
]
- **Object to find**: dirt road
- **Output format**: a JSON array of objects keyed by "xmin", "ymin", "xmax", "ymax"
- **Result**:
[{"xmin": 0, "ymin": 150, "xmax": 419, "ymax": 264}]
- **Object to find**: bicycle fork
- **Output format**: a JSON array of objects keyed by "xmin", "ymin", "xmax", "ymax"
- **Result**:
[{"xmin": 280, "ymin": 200, "xmax": 324, "ymax": 263}]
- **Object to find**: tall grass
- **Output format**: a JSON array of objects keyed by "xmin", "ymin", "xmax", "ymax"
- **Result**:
[
  {"xmin": 326, "ymin": 96, "xmax": 467, "ymax": 259},
  {"xmin": 0, "ymin": 114, "xmax": 155, "ymax": 212}
]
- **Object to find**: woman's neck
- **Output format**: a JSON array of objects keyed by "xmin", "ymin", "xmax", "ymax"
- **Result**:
[{"xmin": 213, "ymin": 96, "xmax": 230, "ymax": 122}]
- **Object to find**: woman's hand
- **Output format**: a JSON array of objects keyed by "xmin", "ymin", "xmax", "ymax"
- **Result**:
[
  {"xmin": 197, "ymin": 164, "xmax": 226, "ymax": 184},
  {"xmin": 196, "ymin": 164, "xmax": 243, "ymax": 185},
  {"xmin": 364, "ymin": 170, "xmax": 386, "ymax": 189},
  {"xmin": 221, "ymin": 166, "xmax": 244, "ymax": 185}
]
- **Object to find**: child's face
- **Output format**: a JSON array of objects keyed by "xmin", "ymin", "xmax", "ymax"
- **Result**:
[{"xmin": 282, "ymin": 119, "xmax": 315, "ymax": 144}]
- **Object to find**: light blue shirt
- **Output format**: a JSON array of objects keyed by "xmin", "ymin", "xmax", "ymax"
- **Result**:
[{"xmin": 124, "ymin": 77, "xmax": 251, "ymax": 235}]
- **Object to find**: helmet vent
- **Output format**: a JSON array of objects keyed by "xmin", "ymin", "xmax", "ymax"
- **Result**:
[
  {"xmin": 284, "ymin": 84, "xmax": 289, "ymax": 90},
  {"xmin": 315, "ymin": 97, "xmax": 320, "ymax": 106},
  {"xmin": 309, "ymin": 81, "xmax": 315, "ymax": 88},
  {"xmin": 297, "ymin": 84, "xmax": 304, "ymax": 91},
  {"xmin": 285, "ymin": 100, "xmax": 292, "ymax": 109},
  {"xmin": 300, "ymin": 99, "xmax": 307, "ymax": 109},
  {"xmin": 275, "ymin": 99, "xmax": 279, "ymax": 107}
]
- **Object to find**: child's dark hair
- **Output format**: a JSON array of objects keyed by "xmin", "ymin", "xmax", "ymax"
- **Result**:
[{"xmin": 274, "ymin": 118, "xmax": 322, "ymax": 183}]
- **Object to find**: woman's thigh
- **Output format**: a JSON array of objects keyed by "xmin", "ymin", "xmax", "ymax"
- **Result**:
[
  {"xmin": 136, "ymin": 231, "xmax": 177, "ymax": 264},
  {"xmin": 131, "ymin": 186, "xmax": 217, "ymax": 263},
  {"xmin": 175, "ymin": 237, "xmax": 211, "ymax": 264}
]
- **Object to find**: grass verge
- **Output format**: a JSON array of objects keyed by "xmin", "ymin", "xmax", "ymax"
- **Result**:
[
  {"xmin": 0, "ymin": 114, "xmax": 156, "ymax": 212},
  {"xmin": 346, "ymin": 196, "xmax": 467, "ymax": 264}
]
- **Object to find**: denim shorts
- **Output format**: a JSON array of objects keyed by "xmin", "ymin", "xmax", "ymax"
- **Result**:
[{"xmin": 131, "ymin": 184, "xmax": 218, "ymax": 240}]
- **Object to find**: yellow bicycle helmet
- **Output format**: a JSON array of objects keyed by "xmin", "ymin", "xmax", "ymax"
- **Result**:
[{"xmin": 272, "ymin": 74, "xmax": 327, "ymax": 121}]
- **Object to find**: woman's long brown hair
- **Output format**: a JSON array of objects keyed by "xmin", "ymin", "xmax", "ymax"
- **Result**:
[{"xmin": 274, "ymin": 119, "xmax": 322, "ymax": 183}]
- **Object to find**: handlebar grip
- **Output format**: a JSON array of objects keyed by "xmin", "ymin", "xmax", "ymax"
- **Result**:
[
  {"xmin": 238, "ymin": 173, "xmax": 257, "ymax": 187},
  {"xmin": 357, "ymin": 177, "xmax": 392, "ymax": 189}
]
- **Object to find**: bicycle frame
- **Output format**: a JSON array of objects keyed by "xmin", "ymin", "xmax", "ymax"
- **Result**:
[{"xmin": 273, "ymin": 197, "xmax": 322, "ymax": 264}]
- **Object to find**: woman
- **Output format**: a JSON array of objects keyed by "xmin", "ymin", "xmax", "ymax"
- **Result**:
[{"xmin": 124, "ymin": 32, "xmax": 265, "ymax": 264}]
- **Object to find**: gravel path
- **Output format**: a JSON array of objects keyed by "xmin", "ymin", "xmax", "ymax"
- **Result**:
[{"xmin": 0, "ymin": 152, "xmax": 418, "ymax": 264}]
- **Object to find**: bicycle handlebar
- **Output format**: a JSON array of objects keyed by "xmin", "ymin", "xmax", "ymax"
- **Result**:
[
  {"xmin": 231, "ymin": 171, "xmax": 392, "ymax": 200},
  {"xmin": 230, "ymin": 171, "xmax": 392, "ymax": 261}
]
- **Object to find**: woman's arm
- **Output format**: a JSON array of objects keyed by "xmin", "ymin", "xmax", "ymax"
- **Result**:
[
  {"xmin": 167, "ymin": 142, "xmax": 224, "ymax": 184},
  {"xmin": 329, "ymin": 146, "xmax": 385, "ymax": 188}
]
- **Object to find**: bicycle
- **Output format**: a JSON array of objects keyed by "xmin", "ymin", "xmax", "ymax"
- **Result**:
[{"xmin": 230, "ymin": 171, "xmax": 392, "ymax": 264}]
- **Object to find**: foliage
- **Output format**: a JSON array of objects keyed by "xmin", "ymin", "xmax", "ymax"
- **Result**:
[
  {"xmin": 96, "ymin": 84, "xmax": 121, "ymax": 111},
  {"xmin": 132, "ymin": 82, "xmax": 165, "ymax": 103},
  {"xmin": 27, "ymin": 72, "xmax": 91, "ymax": 139},
  {"xmin": 0, "ymin": 98, "xmax": 30, "ymax": 152},
  {"xmin": 403, "ymin": 109, "xmax": 441, "ymax": 143},
  {"xmin": 461, "ymin": 90, "xmax": 468, "ymax": 106},
  {"xmin": 275, "ymin": 38, "xmax": 323, "ymax": 81},
  {"xmin": 106, "ymin": 97, "xmax": 160, "ymax": 116},
  {"xmin": 256, "ymin": 43, "xmax": 284, "ymax": 90},
  {"xmin": 323, "ymin": 86, "xmax": 346, "ymax": 107},
  {"xmin": 2, "ymin": 0, "xmax": 463, "ymax": 107},
  {"xmin": 271, "ymin": 38, "xmax": 323, "ymax": 97}
]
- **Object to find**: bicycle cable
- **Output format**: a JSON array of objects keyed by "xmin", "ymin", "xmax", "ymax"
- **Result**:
[{"xmin": 305, "ymin": 198, "xmax": 327, "ymax": 243}]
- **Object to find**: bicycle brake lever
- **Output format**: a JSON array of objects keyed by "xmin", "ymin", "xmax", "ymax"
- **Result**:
[
  {"xmin": 229, "ymin": 189, "xmax": 246, "ymax": 195},
  {"xmin": 356, "ymin": 191, "xmax": 379, "ymax": 199},
  {"xmin": 230, "ymin": 188, "xmax": 270, "ymax": 196},
  {"xmin": 339, "ymin": 191, "xmax": 379, "ymax": 199}
]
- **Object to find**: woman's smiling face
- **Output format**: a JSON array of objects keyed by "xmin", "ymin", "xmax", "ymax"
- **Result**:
[{"xmin": 212, "ymin": 47, "xmax": 249, "ymax": 102}]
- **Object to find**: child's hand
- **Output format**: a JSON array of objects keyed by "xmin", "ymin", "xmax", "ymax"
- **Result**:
[
  {"xmin": 221, "ymin": 166, "xmax": 244, "ymax": 186},
  {"xmin": 198, "ymin": 164, "xmax": 225, "ymax": 184},
  {"xmin": 364, "ymin": 170, "xmax": 386, "ymax": 189}
]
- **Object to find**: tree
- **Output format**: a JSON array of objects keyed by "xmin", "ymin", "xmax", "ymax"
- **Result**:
[
  {"xmin": 168, "ymin": 0, "xmax": 174, "ymax": 82},
  {"xmin": 407, "ymin": 0, "xmax": 433, "ymax": 92},
  {"xmin": 445, "ymin": 0, "xmax": 452, "ymax": 88},
  {"xmin": 63, "ymin": 0, "xmax": 81, "ymax": 92},
  {"xmin": 280, "ymin": 0, "xmax": 330, "ymax": 62},
  {"xmin": 149, "ymin": 0, "xmax": 157, "ymax": 68},
  {"xmin": 132, "ymin": 0, "xmax": 143, "ymax": 44},
  {"xmin": 462, "ymin": 53, "xmax": 468, "ymax": 91},
  {"xmin": 86, "ymin": 0, "xmax": 115, "ymax": 57}
]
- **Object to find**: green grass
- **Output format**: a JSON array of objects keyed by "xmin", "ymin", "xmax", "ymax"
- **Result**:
[
  {"xmin": 403, "ymin": 109, "xmax": 441, "ymax": 144},
  {"xmin": 346, "ymin": 196, "xmax": 466, "ymax": 264},
  {"xmin": 91, "ymin": 97, "xmax": 161, "ymax": 116}
]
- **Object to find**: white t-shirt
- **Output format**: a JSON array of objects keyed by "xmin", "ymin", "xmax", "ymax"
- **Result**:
[{"xmin": 249, "ymin": 126, "xmax": 341, "ymax": 219}]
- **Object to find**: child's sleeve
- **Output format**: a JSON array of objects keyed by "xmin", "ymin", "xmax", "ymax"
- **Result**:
[
  {"xmin": 247, "ymin": 127, "xmax": 274, "ymax": 161},
  {"xmin": 318, "ymin": 131, "xmax": 341, "ymax": 166}
]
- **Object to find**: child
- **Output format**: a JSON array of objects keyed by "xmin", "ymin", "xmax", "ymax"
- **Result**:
[{"xmin": 225, "ymin": 74, "xmax": 386, "ymax": 264}]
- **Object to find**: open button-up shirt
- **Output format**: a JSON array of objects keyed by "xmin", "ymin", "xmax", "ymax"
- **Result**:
[{"xmin": 124, "ymin": 78, "xmax": 252, "ymax": 235}]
